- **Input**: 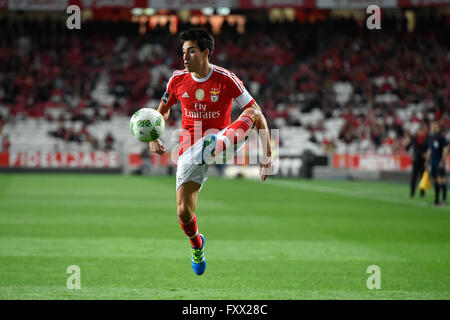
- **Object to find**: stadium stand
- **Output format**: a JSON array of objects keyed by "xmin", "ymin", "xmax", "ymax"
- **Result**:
[{"xmin": 0, "ymin": 13, "xmax": 448, "ymax": 158}]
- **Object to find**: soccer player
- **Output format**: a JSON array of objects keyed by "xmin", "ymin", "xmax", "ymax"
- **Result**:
[
  {"xmin": 425, "ymin": 121, "xmax": 448, "ymax": 206},
  {"xmin": 149, "ymin": 28, "xmax": 273, "ymax": 275}
]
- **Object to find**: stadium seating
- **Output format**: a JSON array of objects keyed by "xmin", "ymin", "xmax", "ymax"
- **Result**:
[{"xmin": 0, "ymin": 16, "xmax": 448, "ymax": 156}]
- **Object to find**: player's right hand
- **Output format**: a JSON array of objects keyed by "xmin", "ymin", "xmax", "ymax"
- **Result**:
[{"xmin": 149, "ymin": 139, "xmax": 166, "ymax": 156}]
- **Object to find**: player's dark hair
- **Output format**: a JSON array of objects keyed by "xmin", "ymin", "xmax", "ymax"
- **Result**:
[{"xmin": 179, "ymin": 28, "xmax": 214, "ymax": 59}]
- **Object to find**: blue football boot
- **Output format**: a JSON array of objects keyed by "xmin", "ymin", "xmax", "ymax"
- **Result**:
[{"xmin": 191, "ymin": 234, "xmax": 206, "ymax": 275}]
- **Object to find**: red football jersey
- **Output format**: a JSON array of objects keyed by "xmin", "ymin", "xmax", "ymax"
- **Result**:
[{"xmin": 161, "ymin": 64, "xmax": 255, "ymax": 155}]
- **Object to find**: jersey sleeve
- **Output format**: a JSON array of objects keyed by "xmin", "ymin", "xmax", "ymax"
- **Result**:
[
  {"xmin": 226, "ymin": 72, "xmax": 255, "ymax": 109},
  {"xmin": 161, "ymin": 72, "xmax": 178, "ymax": 107}
]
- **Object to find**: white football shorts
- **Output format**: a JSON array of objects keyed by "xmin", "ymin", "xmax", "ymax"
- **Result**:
[
  {"xmin": 175, "ymin": 127, "xmax": 249, "ymax": 191},
  {"xmin": 176, "ymin": 132, "xmax": 212, "ymax": 191}
]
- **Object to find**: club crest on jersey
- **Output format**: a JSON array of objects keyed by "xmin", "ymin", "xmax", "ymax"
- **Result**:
[
  {"xmin": 210, "ymin": 90, "xmax": 220, "ymax": 103},
  {"xmin": 195, "ymin": 89, "xmax": 205, "ymax": 100}
]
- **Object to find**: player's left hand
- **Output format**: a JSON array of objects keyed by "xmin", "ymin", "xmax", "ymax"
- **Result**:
[{"xmin": 260, "ymin": 156, "xmax": 273, "ymax": 181}]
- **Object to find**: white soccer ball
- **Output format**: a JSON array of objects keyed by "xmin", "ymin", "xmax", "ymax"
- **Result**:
[{"xmin": 129, "ymin": 108, "xmax": 165, "ymax": 142}]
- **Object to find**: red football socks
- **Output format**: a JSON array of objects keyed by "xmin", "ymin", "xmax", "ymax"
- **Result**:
[
  {"xmin": 178, "ymin": 214, "xmax": 203, "ymax": 248},
  {"xmin": 216, "ymin": 115, "xmax": 254, "ymax": 155}
]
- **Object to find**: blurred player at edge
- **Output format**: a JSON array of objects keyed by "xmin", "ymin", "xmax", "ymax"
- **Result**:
[
  {"xmin": 425, "ymin": 121, "xmax": 448, "ymax": 206},
  {"xmin": 149, "ymin": 28, "xmax": 273, "ymax": 275}
]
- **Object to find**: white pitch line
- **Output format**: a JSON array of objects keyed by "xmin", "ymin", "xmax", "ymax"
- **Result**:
[{"xmin": 266, "ymin": 180, "xmax": 450, "ymax": 211}]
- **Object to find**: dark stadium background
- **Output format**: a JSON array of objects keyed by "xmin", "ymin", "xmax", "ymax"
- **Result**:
[{"xmin": 0, "ymin": 0, "xmax": 449, "ymax": 301}]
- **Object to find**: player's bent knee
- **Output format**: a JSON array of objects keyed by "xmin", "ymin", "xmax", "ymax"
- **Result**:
[{"xmin": 177, "ymin": 204, "xmax": 193, "ymax": 222}]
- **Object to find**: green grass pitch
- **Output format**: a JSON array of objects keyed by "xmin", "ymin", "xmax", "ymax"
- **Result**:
[{"xmin": 0, "ymin": 173, "xmax": 449, "ymax": 299}]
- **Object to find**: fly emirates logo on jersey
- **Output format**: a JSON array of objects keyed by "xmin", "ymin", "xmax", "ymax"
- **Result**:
[
  {"xmin": 184, "ymin": 102, "xmax": 221, "ymax": 120},
  {"xmin": 183, "ymin": 88, "xmax": 222, "ymax": 120}
]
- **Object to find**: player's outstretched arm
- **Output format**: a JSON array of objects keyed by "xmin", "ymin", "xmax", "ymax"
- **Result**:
[
  {"xmin": 149, "ymin": 102, "xmax": 171, "ymax": 156},
  {"xmin": 240, "ymin": 102, "xmax": 273, "ymax": 181}
]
